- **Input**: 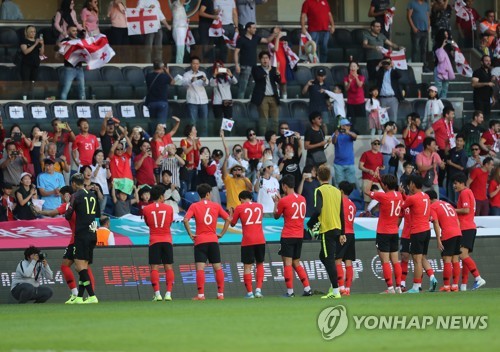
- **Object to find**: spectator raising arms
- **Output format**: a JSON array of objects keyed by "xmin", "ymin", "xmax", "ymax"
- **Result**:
[
  {"xmin": 243, "ymin": 128, "xmax": 264, "ymax": 183},
  {"xmin": 344, "ymin": 61, "xmax": 366, "ymax": 121},
  {"xmin": 210, "ymin": 60, "xmax": 237, "ymax": 120},
  {"xmin": 180, "ymin": 124, "xmax": 201, "ymax": 191}
]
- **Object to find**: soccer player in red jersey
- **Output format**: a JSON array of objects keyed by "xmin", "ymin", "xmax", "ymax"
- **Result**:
[
  {"xmin": 453, "ymin": 173, "xmax": 487, "ymax": 291},
  {"xmin": 143, "ymin": 185, "xmax": 175, "ymax": 301},
  {"xmin": 427, "ymin": 190, "xmax": 462, "ymax": 292},
  {"xmin": 401, "ymin": 175, "xmax": 434, "ymax": 293},
  {"xmin": 367, "ymin": 174, "xmax": 403, "ymax": 294},
  {"xmin": 230, "ymin": 191, "xmax": 266, "ymax": 298},
  {"xmin": 399, "ymin": 207, "xmax": 411, "ymax": 292},
  {"xmin": 274, "ymin": 174, "xmax": 312, "ymax": 297},
  {"xmin": 183, "ymin": 183, "xmax": 231, "ymax": 300},
  {"xmin": 337, "ymin": 181, "xmax": 357, "ymax": 296}
]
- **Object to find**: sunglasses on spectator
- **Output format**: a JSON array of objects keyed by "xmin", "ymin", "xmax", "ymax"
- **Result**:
[
  {"xmin": 116, "ymin": 148, "xmax": 124, "ymax": 151},
  {"xmin": 372, "ymin": 142, "xmax": 381, "ymax": 145},
  {"xmin": 235, "ymin": 149, "xmax": 242, "ymax": 153},
  {"xmin": 248, "ymin": 133, "xmax": 256, "ymax": 137},
  {"xmin": 233, "ymin": 168, "xmax": 242, "ymax": 171}
]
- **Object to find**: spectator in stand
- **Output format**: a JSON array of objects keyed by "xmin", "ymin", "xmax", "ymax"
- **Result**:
[
  {"xmin": 107, "ymin": 0, "xmax": 128, "ymax": 45},
  {"xmin": 254, "ymin": 160, "xmax": 280, "ymax": 215},
  {"xmin": 145, "ymin": 61, "xmax": 174, "ymax": 134},
  {"xmin": 407, "ymin": 0, "xmax": 430, "ymax": 71},
  {"xmin": 58, "ymin": 25, "xmax": 86, "ymax": 100},
  {"xmin": 363, "ymin": 20, "xmax": 402, "ymax": 83},
  {"xmin": 160, "ymin": 170, "xmax": 181, "ymax": 215},
  {"xmin": 214, "ymin": 0, "xmax": 239, "ymax": 62},
  {"xmin": 479, "ymin": 119, "xmax": 500, "ymax": 158},
  {"xmin": 137, "ymin": 0, "xmax": 171, "ymax": 63},
  {"xmin": 160, "ymin": 145, "xmax": 185, "ymax": 193},
  {"xmin": 37, "ymin": 159, "xmax": 65, "ymax": 211},
  {"xmin": 5, "ymin": 125, "xmax": 31, "ymax": 169},
  {"xmin": 236, "ymin": 0, "xmax": 267, "ymax": 31},
  {"xmin": 416, "ymin": 137, "xmax": 445, "ymax": 195},
  {"xmin": 198, "ymin": 0, "xmax": 219, "ymax": 59},
  {"xmin": 129, "ymin": 126, "xmax": 149, "ymax": 156},
  {"xmin": 433, "ymin": 30, "xmax": 455, "ymax": 99},
  {"xmin": 467, "ymin": 157, "xmax": 494, "ymax": 216},
  {"xmin": 137, "ymin": 186, "xmax": 152, "ymax": 215},
  {"xmin": 225, "ymin": 142, "xmax": 249, "ymax": 172},
  {"xmin": 100, "ymin": 112, "xmax": 118, "ymax": 157},
  {"xmin": 359, "ymin": 139, "xmax": 383, "ymax": 210},
  {"xmin": 0, "ymin": 142, "xmax": 27, "ymax": 187},
  {"xmin": 172, "ymin": 0, "xmax": 189, "ymax": 64},
  {"xmin": 366, "ymin": 87, "xmax": 382, "ymax": 136},
  {"xmin": 111, "ymin": 184, "xmax": 139, "ymax": 217},
  {"xmin": 428, "ymin": 105, "xmax": 455, "ymax": 158},
  {"xmin": 135, "ymin": 140, "xmax": 161, "ymax": 187},
  {"xmin": 72, "ymin": 118, "xmax": 99, "ymax": 170},
  {"xmin": 53, "ymin": 0, "xmax": 83, "ymax": 42},
  {"xmin": 300, "ymin": 0, "xmax": 335, "ymax": 63},
  {"xmin": 257, "ymin": 148, "xmax": 280, "ymax": 179},
  {"xmin": 40, "ymin": 138, "xmax": 70, "ymax": 175},
  {"xmin": 81, "ymin": 0, "xmax": 100, "ymax": 37},
  {"xmin": 48, "ymin": 119, "xmax": 75, "ymax": 171},
  {"xmin": 91, "ymin": 149, "xmax": 111, "ymax": 215},
  {"xmin": 376, "ymin": 57, "xmax": 403, "ymax": 123},
  {"xmin": 298, "ymin": 165, "xmax": 320, "ymax": 217},
  {"xmin": 279, "ymin": 141, "xmax": 303, "ymax": 192},
  {"xmin": 180, "ymin": 124, "xmax": 201, "ymax": 191},
  {"xmin": 210, "ymin": 60, "xmax": 238, "ymax": 120},
  {"xmin": 472, "ymin": 55, "xmax": 495, "ymax": 118},
  {"xmin": 488, "ymin": 165, "xmax": 500, "ymax": 215},
  {"xmin": 0, "ymin": 182, "xmax": 15, "ymax": 222},
  {"xmin": 461, "ymin": 111, "xmax": 485, "ymax": 157},
  {"xmin": 109, "ymin": 130, "xmax": 133, "ymax": 191},
  {"xmin": 19, "ymin": 25, "xmax": 44, "ymax": 85},
  {"xmin": 423, "ymin": 86, "xmax": 444, "ymax": 129},
  {"xmin": 150, "ymin": 118, "xmax": 180, "ymax": 160},
  {"xmin": 456, "ymin": 0, "xmax": 480, "ymax": 48},
  {"xmin": 243, "ymin": 128, "xmax": 264, "ymax": 183},
  {"xmin": 380, "ymin": 121, "xmax": 400, "ymax": 176},
  {"xmin": 446, "ymin": 135, "xmax": 468, "ymax": 204},
  {"xmin": 344, "ymin": 61, "xmax": 366, "ymax": 121},
  {"xmin": 251, "ymin": 51, "xmax": 281, "ymax": 135},
  {"xmin": 430, "ymin": 0, "xmax": 452, "ymax": 45},
  {"xmin": 302, "ymin": 69, "xmax": 332, "ymax": 134},
  {"xmin": 277, "ymin": 122, "xmax": 300, "ymax": 157},
  {"xmin": 0, "ymin": 0, "xmax": 23, "ymax": 20},
  {"xmin": 234, "ymin": 22, "xmax": 276, "ymax": 99},
  {"xmin": 15, "ymin": 172, "xmax": 37, "ymax": 220},
  {"xmin": 479, "ymin": 10, "xmax": 498, "ymax": 48},
  {"xmin": 466, "ymin": 143, "xmax": 485, "ymax": 173},
  {"xmin": 333, "ymin": 118, "xmax": 357, "ymax": 186},
  {"xmin": 403, "ymin": 113, "xmax": 426, "ymax": 163},
  {"xmin": 197, "ymin": 147, "xmax": 221, "ymax": 204},
  {"xmin": 183, "ymin": 56, "xmax": 210, "ymax": 136},
  {"xmin": 263, "ymin": 130, "xmax": 280, "ymax": 165},
  {"xmin": 304, "ymin": 111, "xmax": 330, "ymax": 168},
  {"xmin": 269, "ymin": 26, "xmax": 293, "ymax": 95},
  {"xmin": 29, "ymin": 126, "xmax": 44, "ymax": 178},
  {"xmin": 368, "ymin": 0, "xmax": 392, "ymax": 37}
]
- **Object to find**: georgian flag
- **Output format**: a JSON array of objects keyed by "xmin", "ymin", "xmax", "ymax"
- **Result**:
[
  {"xmin": 380, "ymin": 48, "xmax": 408, "ymax": 70},
  {"xmin": 452, "ymin": 42, "xmax": 473, "ymax": 77},
  {"xmin": 59, "ymin": 34, "xmax": 115, "ymax": 70},
  {"xmin": 126, "ymin": 7, "xmax": 160, "ymax": 35},
  {"xmin": 209, "ymin": 16, "xmax": 223, "ymax": 37},
  {"xmin": 223, "ymin": 32, "xmax": 239, "ymax": 49},
  {"xmin": 384, "ymin": 7, "xmax": 396, "ymax": 32},
  {"xmin": 299, "ymin": 32, "xmax": 318, "ymax": 63},
  {"xmin": 454, "ymin": 0, "xmax": 469, "ymax": 21},
  {"xmin": 185, "ymin": 27, "xmax": 196, "ymax": 53}
]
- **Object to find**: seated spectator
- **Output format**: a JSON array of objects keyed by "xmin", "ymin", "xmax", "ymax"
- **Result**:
[
  {"xmin": 81, "ymin": 0, "xmax": 100, "ymax": 37},
  {"xmin": 243, "ymin": 128, "xmax": 264, "ymax": 183},
  {"xmin": 180, "ymin": 124, "xmax": 201, "ymax": 191},
  {"xmin": 488, "ymin": 165, "xmax": 500, "ymax": 215},
  {"xmin": 15, "ymin": 172, "xmax": 37, "ymax": 220},
  {"xmin": 160, "ymin": 170, "xmax": 181, "ymax": 215},
  {"xmin": 0, "ymin": 182, "xmax": 16, "ymax": 222},
  {"xmin": 466, "ymin": 143, "xmax": 485, "ymax": 173},
  {"xmin": 254, "ymin": 160, "xmax": 280, "ymax": 215},
  {"xmin": 1, "ymin": 141, "xmax": 27, "ymax": 186},
  {"xmin": 40, "ymin": 138, "xmax": 70, "ymax": 175},
  {"xmin": 37, "ymin": 159, "xmax": 65, "ymax": 211},
  {"xmin": 197, "ymin": 147, "xmax": 220, "ymax": 204},
  {"xmin": 137, "ymin": 186, "xmax": 152, "ymax": 216},
  {"xmin": 91, "ymin": 149, "xmax": 111, "ymax": 215},
  {"xmin": 279, "ymin": 141, "xmax": 303, "ymax": 192},
  {"xmin": 210, "ymin": 60, "xmax": 238, "ymax": 120},
  {"xmin": 297, "ymin": 165, "xmax": 320, "ymax": 217},
  {"xmin": 134, "ymin": 140, "xmax": 161, "ymax": 187},
  {"xmin": 111, "ymin": 184, "xmax": 139, "ymax": 217}
]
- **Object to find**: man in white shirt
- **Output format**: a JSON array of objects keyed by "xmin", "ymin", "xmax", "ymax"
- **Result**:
[
  {"xmin": 138, "ymin": 0, "xmax": 171, "ymax": 63},
  {"xmin": 183, "ymin": 56, "xmax": 210, "ymax": 136},
  {"xmin": 214, "ymin": 0, "xmax": 239, "ymax": 61},
  {"xmin": 254, "ymin": 160, "xmax": 280, "ymax": 214}
]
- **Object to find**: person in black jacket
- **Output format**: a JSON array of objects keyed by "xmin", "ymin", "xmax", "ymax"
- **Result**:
[
  {"xmin": 251, "ymin": 51, "xmax": 281, "ymax": 135},
  {"xmin": 376, "ymin": 57, "xmax": 403, "ymax": 123}
]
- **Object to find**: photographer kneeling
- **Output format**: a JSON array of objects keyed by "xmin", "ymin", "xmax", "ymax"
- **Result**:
[{"xmin": 11, "ymin": 246, "xmax": 53, "ymax": 304}]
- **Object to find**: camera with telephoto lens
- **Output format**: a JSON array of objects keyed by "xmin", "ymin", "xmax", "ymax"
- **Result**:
[{"xmin": 38, "ymin": 252, "xmax": 47, "ymax": 261}]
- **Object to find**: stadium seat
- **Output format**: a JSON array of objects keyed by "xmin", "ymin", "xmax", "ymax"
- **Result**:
[
  {"xmin": 292, "ymin": 66, "xmax": 313, "ymax": 86},
  {"xmin": 101, "ymin": 66, "xmax": 124, "ymax": 81},
  {"xmin": 167, "ymin": 65, "xmax": 185, "ymax": 79},
  {"xmin": 286, "ymin": 84, "xmax": 302, "ymax": 99},
  {"xmin": 3, "ymin": 102, "xmax": 27, "ymax": 120},
  {"xmin": 84, "ymin": 69, "xmax": 103, "ymax": 82},
  {"xmin": 397, "ymin": 100, "xmax": 414, "ymax": 126},
  {"xmin": 0, "ymin": 65, "xmax": 16, "ymax": 81},
  {"xmin": 169, "ymin": 100, "xmax": 187, "ymax": 120},
  {"xmin": 326, "ymin": 48, "xmax": 344, "ymax": 63},
  {"xmin": 38, "ymin": 27, "xmax": 57, "ymax": 45},
  {"xmin": 412, "ymin": 99, "xmax": 427, "ymax": 120},
  {"xmin": 143, "ymin": 66, "xmax": 154, "ymax": 76},
  {"xmin": 50, "ymin": 102, "xmax": 73, "ymax": 120},
  {"xmin": 122, "ymin": 65, "xmax": 146, "ymax": 98},
  {"xmin": 288, "ymin": 100, "xmax": 309, "ymax": 134},
  {"xmin": 137, "ymin": 102, "xmax": 150, "ymax": 119},
  {"xmin": 183, "ymin": 191, "xmax": 200, "ymax": 210},
  {"xmin": 278, "ymin": 101, "xmax": 290, "ymax": 121},
  {"xmin": 176, "ymin": 85, "xmax": 187, "ymax": 100},
  {"xmin": 94, "ymin": 102, "xmax": 116, "ymax": 119},
  {"xmin": 116, "ymin": 102, "xmax": 139, "ymax": 119},
  {"xmin": 72, "ymin": 102, "xmax": 95, "ymax": 119},
  {"xmin": 89, "ymin": 84, "xmax": 112, "ymax": 100},
  {"xmin": 331, "ymin": 65, "xmax": 348, "ymax": 85},
  {"xmin": 289, "ymin": 28, "xmax": 301, "ymax": 46},
  {"xmin": 27, "ymin": 102, "xmax": 51, "ymax": 120},
  {"xmin": 0, "ymin": 27, "xmax": 19, "ymax": 48},
  {"xmin": 334, "ymin": 28, "xmax": 351, "ymax": 49}
]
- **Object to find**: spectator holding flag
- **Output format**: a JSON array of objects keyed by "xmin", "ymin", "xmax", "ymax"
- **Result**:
[
  {"xmin": 368, "ymin": 0, "xmax": 393, "ymax": 38},
  {"xmin": 137, "ymin": 0, "xmax": 171, "ymax": 63},
  {"xmin": 58, "ymin": 25, "xmax": 85, "ymax": 100},
  {"xmin": 213, "ymin": 0, "xmax": 239, "ymax": 62},
  {"xmin": 456, "ymin": 0, "xmax": 480, "ymax": 49}
]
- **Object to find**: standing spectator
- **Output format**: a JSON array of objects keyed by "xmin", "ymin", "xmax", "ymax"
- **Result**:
[
  {"xmin": 37, "ymin": 159, "xmax": 65, "ymax": 211},
  {"xmin": 236, "ymin": 0, "xmax": 267, "ymax": 31},
  {"xmin": 366, "ymin": 87, "xmax": 382, "ymax": 136},
  {"xmin": 58, "ymin": 25, "xmax": 86, "ymax": 100},
  {"xmin": 277, "ymin": 121, "xmax": 301, "ymax": 157},
  {"xmin": 107, "ymin": 0, "xmax": 128, "ymax": 45},
  {"xmin": 433, "ymin": 30, "xmax": 455, "ymax": 99},
  {"xmin": 269, "ymin": 27, "xmax": 295, "ymax": 95},
  {"xmin": 19, "ymin": 25, "xmax": 44, "ymax": 85},
  {"xmin": 466, "ymin": 143, "xmax": 485, "ymax": 172},
  {"xmin": 214, "ymin": 0, "xmax": 239, "ymax": 62},
  {"xmin": 210, "ymin": 61, "xmax": 237, "ymax": 120},
  {"xmin": 145, "ymin": 61, "xmax": 174, "ymax": 133},
  {"xmin": 363, "ymin": 20, "xmax": 402, "ymax": 83},
  {"xmin": 197, "ymin": 147, "xmax": 221, "ymax": 204},
  {"xmin": 302, "ymin": 69, "xmax": 332, "ymax": 133},
  {"xmin": 150, "ymin": 119, "xmax": 179, "ymax": 160},
  {"xmin": 416, "ymin": 137, "xmax": 445, "ymax": 195},
  {"xmin": 251, "ymin": 51, "xmax": 281, "ymax": 135},
  {"xmin": 198, "ymin": 0, "xmax": 218, "ymax": 59},
  {"xmin": 221, "ymin": 142, "xmax": 253, "ymax": 210},
  {"xmin": 47, "ymin": 119, "xmax": 75, "ymax": 171},
  {"xmin": 479, "ymin": 10, "xmax": 498, "ymax": 48},
  {"xmin": 423, "ymin": 86, "xmax": 444, "ymax": 129},
  {"xmin": 333, "ymin": 118, "xmax": 357, "ymax": 186},
  {"xmin": 263, "ymin": 130, "xmax": 280, "ymax": 165},
  {"xmin": 160, "ymin": 170, "xmax": 182, "ymax": 215},
  {"xmin": 134, "ymin": 140, "xmax": 161, "ymax": 187},
  {"xmin": 300, "ymin": 0, "xmax": 335, "ymax": 63},
  {"xmin": 81, "ymin": 0, "xmax": 100, "ymax": 37},
  {"xmin": 234, "ymin": 22, "xmax": 276, "ymax": 99},
  {"xmin": 368, "ymin": 0, "xmax": 392, "ymax": 37},
  {"xmin": 456, "ymin": 0, "xmax": 480, "ymax": 49},
  {"xmin": 344, "ymin": 61, "xmax": 366, "ymax": 121},
  {"xmin": 304, "ymin": 111, "xmax": 330, "ymax": 168},
  {"xmin": 472, "ymin": 55, "xmax": 495, "ymax": 118},
  {"xmin": 430, "ymin": 0, "xmax": 452, "ymax": 45},
  {"xmin": 5, "ymin": 125, "xmax": 31, "ymax": 166},
  {"xmin": 111, "ymin": 184, "xmax": 139, "ymax": 217},
  {"xmin": 15, "ymin": 172, "xmax": 37, "ymax": 220},
  {"xmin": 183, "ymin": 56, "xmax": 210, "ymax": 136},
  {"xmin": 99, "ymin": 113, "xmax": 118, "ymax": 158},
  {"xmin": 138, "ymin": 0, "xmax": 171, "ymax": 63},
  {"xmin": 376, "ymin": 57, "xmax": 403, "ymax": 123},
  {"xmin": 488, "ymin": 165, "xmax": 500, "ymax": 215},
  {"xmin": 403, "ymin": 113, "xmax": 426, "ymax": 163},
  {"xmin": 461, "ymin": 111, "xmax": 485, "ymax": 157},
  {"xmin": 0, "ymin": 142, "xmax": 27, "ymax": 186},
  {"xmin": 243, "ymin": 128, "xmax": 264, "ymax": 183},
  {"xmin": 407, "ymin": 0, "xmax": 430, "ymax": 71},
  {"xmin": 359, "ymin": 139, "xmax": 383, "ymax": 210},
  {"xmin": 467, "ymin": 157, "xmax": 494, "ymax": 216},
  {"xmin": 53, "ymin": 0, "xmax": 83, "ymax": 42},
  {"xmin": 180, "ymin": 124, "xmax": 201, "ymax": 191},
  {"xmin": 172, "ymin": 0, "xmax": 188, "ymax": 64},
  {"xmin": 429, "ymin": 106, "xmax": 455, "ymax": 185},
  {"xmin": 0, "ymin": 0, "xmax": 23, "ymax": 20},
  {"xmin": 445, "ymin": 135, "xmax": 468, "ymax": 204},
  {"xmin": 109, "ymin": 132, "xmax": 134, "ymax": 196},
  {"xmin": 279, "ymin": 141, "xmax": 303, "ymax": 192},
  {"xmin": 91, "ymin": 149, "xmax": 111, "ymax": 215},
  {"xmin": 298, "ymin": 165, "xmax": 320, "ymax": 217},
  {"xmin": 160, "ymin": 145, "xmax": 185, "ymax": 191},
  {"xmin": 479, "ymin": 119, "xmax": 500, "ymax": 158},
  {"xmin": 380, "ymin": 121, "xmax": 400, "ymax": 175},
  {"xmin": 254, "ymin": 160, "xmax": 280, "ymax": 215},
  {"xmin": 29, "ymin": 126, "xmax": 44, "ymax": 178},
  {"xmin": 72, "ymin": 118, "xmax": 99, "ymax": 169}
]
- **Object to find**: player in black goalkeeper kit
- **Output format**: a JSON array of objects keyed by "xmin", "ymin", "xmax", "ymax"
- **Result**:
[{"xmin": 65, "ymin": 173, "xmax": 100, "ymax": 304}]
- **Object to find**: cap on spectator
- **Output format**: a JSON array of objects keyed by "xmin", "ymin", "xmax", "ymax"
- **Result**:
[
  {"xmin": 230, "ymin": 163, "xmax": 246, "ymax": 172},
  {"xmin": 428, "ymin": 85, "xmax": 438, "ymax": 92},
  {"xmin": 262, "ymin": 160, "xmax": 274, "ymax": 169},
  {"xmin": 2, "ymin": 182, "xmax": 13, "ymax": 189},
  {"xmin": 340, "ymin": 118, "xmax": 352, "ymax": 126},
  {"xmin": 106, "ymin": 119, "xmax": 115, "ymax": 126},
  {"xmin": 43, "ymin": 158, "xmax": 55, "ymax": 165},
  {"xmin": 20, "ymin": 172, "xmax": 32, "ymax": 182},
  {"xmin": 316, "ymin": 68, "xmax": 326, "ymax": 76}
]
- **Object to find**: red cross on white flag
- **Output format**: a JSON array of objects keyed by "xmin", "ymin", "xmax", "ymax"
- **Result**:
[{"xmin": 127, "ymin": 7, "xmax": 159, "ymax": 35}]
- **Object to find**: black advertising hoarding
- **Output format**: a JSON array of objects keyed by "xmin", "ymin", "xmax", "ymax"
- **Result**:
[{"xmin": 1, "ymin": 238, "xmax": 499, "ymax": 304}]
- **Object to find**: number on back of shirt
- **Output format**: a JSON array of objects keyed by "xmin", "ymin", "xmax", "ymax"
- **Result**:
[
  {"xmin": 291, "ymin": 201, "xmax": 306, "ymax": 219},
  {"xmin": 243, "ymin": 207, "xmax": 262, "ymax": 225},
  {"xmin": 151, "ymin": 210, "xmax": 167, "ymax": 228},
  {"xmin": 204, "ymin": 208, "xmax": 213, "ymax": 225},
  {"xmin": 390, "ymin": 200, "xmax": 402, "ymax": 217},
  {"xmin": 84, "ymin": 196, "xmax": 96, "ymax": 215},
  {"xmin": 347, "ymin": 205, "xmax": 355, "ymax": 222},
  {"xmin": 439, "ymin": 202, "xmax": 456, "ymax": 217}
]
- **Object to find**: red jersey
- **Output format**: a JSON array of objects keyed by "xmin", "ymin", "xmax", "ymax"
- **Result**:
[
  {"xmin": 401, "ymin": 207, "xmax": 411, "ymax": 240},
  {"xmin": 72, "ymin": 133, "xmax": 99, "ymax": 165},
  {"xmin": 430, "ymin": 200, "xmax": 462, "ymax": 241},
  {"xmin": 480, "ymin": 129, "xmax": 500, "ymax": 155},
  {"xmin": 276, "ymin": 193, "xmax": 306, "ymax": 239},
  {"xmin": 1, "ymin": 196, "xmax": 15, "ymax": 221},
  {"xmin": 360, "ymin": 150, "xmax": 383, "ymax": 181},
  {"xmin": 243, "ymin": 140, "xmax": 264, "ymax": 159},
  {"xmin": 134, "ymin": 153, "xmax": 156, "ymax": 186},
  {"xmin": 343, "ymin": 196, "xmax": 356, "ymax": 234},
  {"xmin": 457, "ymin": 188, "xmax": 476, "ymax": 231},
  {"xmin": 231, "ymin": 201, "xmax": 265, "ymax": 246},
  {"xmin": 469, "ymin": 168, "xmax": 488, "ymax": 201},
  {"xmin": 403, "ymin": 128, "xmax": 426, "ymax": 149},
  {"xmin": 110, "ymin": 152, "xmax": 133, "ymax": 180},
  {"xmin": 431, "ymin": 118, "xmax": 454, "ymax": 151},
  {"xmin": 301, "ymin": 0, "xmax": 331, "ymax": 32},
  {"xmin": 184, "ymin": 199, "xmax": 229, "ymax": 245},
  {"xmin": 58, "ymin": 202, "xmax": 77, "ymax": 245},
  {"xmin": 402, "ymin": 191, "xmax": 431, "ymax": 235},
  {"xmin": 370, "ymin": 190, "xmax": 403, "ymax": 234},
  {"xmin": 143, "ymin": 202, "xmax": 174, "ymax": 245},
  {"xmin": 489, "ymin": 180, "xmax": 500, "ymax": 207},
  {"xmin": 151, "ymin": 133, "xmax": 173, "ymax": 160},
  {"xmin": 180, "ymin": 138, "xmax": 200, "ymax": 169}
]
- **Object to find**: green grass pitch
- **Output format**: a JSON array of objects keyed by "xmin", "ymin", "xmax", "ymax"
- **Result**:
[{"xmin": 2, "ymin": 289, "xmax": 499, "ymax": 352}]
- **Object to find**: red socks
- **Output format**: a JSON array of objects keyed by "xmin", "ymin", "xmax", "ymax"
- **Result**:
[
  {"xmin": 284, "ymin": 265, "xmax": 293, "ymax": 289},
  {"xmin": 215, "ymin": 269, "xmax": 224, "ymax": 294},
  {"xmin": 151, "ymin": 269, "xmax": 159, "ymax": 292},
  {"xmin": 461, "ymin": 262, "xmax": 470, "ymax": 284},
  {"xmin": 426, "ymin": 268, "xmax": 434, "ymax": 278},
  {"xmin": 336, "ymin": 264, "xmax": 344, "ymax": 287},
  {"xmin": 443, "ymin": 262, "xmax": 452, "ymax": 286},
  {"xmin": 452, "ymin": 262, "xmax": 461, "ymax": 285},
  {"xmin": 256, "ymin": 263, "xmax": 264, "ymax": 289},
  {"xmin": 61, "ymin": 265, "xmax": 76, "ymax": 290},
  {"xmin": 393, "ymin": 262, "xmax": 402, "ymax": 287},
  {"xmin": 196, "ymin": 270, "xmax": 205, "ymax": 294},
  {"xmin": 166, "ymin": 269, "xmax": 174, "ymax": 292},
  {"xmin": 244, "ymin": 273, "xmax": 252, "ymax": 293},
  {"xmin": 382, "ymin": 262, "xmax": 393, "ymax": 287},
  {"xmin": 462, "ymin": 257, "xmax": 480, "ymax": 278},
  {"xmin": 401, "ymin": 260, "xmax": 408, "ymax": 282},
  {"xmin": 345, "ymin": 265, "xmax": 353, "ymax": 289},
  {"xmin": 413, "ymin": 277, "xmax": 422, "ymax": 284},
  {"xmin": 294, "ymin": 265, "xmax": 310, "ymax": 288},
  {"xmin": 87, "ymin": 267, "xmax": 95, "ymax": 290}
]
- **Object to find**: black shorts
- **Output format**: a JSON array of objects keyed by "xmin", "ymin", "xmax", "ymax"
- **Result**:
[
  {"xmin": 400, "ymin": 238, "xmax": 411, "ymax": 253},
  {"xmin": 409, "ymin": 230, "xmax": 431, "ymax": 255},
  {"xmin": 461, "ymin": 229, "xmax": 477, "ymax": 253},
  {"xmin": 63, "ymin": 243, "xmax": 75, "ymax": 261},
  {"xmin": 73, "ymin": 236, "xmax": 96, "ymax": 263},
  {"xmin": 241, "ymin": 244, "xmax": 266, "ymax": 264},
  {"xmin": 336, "ymin": 233, "xmax": 356, "ymax": 261},
  {"xmin": 376, "ymin": 233, "xmax": 399, "ymax": 253},
  {"xmin": 279, "ymin": 238, "xmax": 303, "ymax": 259},
  {"xmin": 149, "ymin": 242, "xmax": 174, "ymax": 265},
  {"xmin": 194, "ymin": 242, "xmax": 221, "ymax": 264},
  {"xmin": 441, "ymin": 236, "xmax": 462, "ymax": 257}
]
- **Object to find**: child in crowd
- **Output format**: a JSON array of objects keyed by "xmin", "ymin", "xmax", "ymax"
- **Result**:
[
  {"xmin": 399, "ymin": 162, "xmax": 416, "ymax": 195},
  {"xmin": 365, "ymin": 87, "xmax": 382, "ymax": 136},
  {"xmin": 111, "ymin": 185, "xmax": 139, "ymax": 218},
  {"xmin": 324, "ymin": 84, "xmax": 346, "ymax": 120},
  {"xmin": 0, "ymin": 183, "xmax": 16, "ymax": 222},
  {"xmin": 423, "ymin": 86, "xmax": 444, "ymax": 129},
  {"xmin": 137, "ymin": 186, "xmax": 152, "ymax": 216}
]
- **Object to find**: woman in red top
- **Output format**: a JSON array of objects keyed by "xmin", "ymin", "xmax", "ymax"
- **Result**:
[
  {"xmin": 180, "ymin": 124, "xmax": 201, "ymax": 191},
  {"xmin": 197, "ymin": 147, "xmax": 221, "ymax": 204},
  {"xmin": 489, "ymin": 165, "xmax": 500, "ymax": 215},
  {"xmin": 344, "ymin": 61, "xmax": 366, "ymax": 121},
  {"xmin": 243, "ymin": 128, "xmax": 264, "ymax": 183},
  {"xmin": 6, "ymin": 124, "xmax": 32, "ymax": 171}
]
